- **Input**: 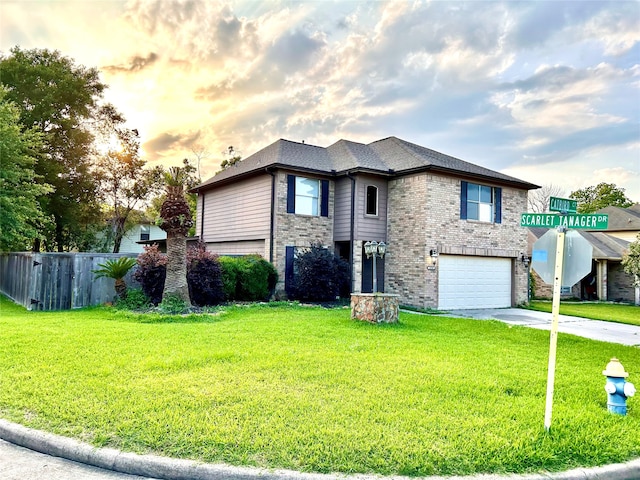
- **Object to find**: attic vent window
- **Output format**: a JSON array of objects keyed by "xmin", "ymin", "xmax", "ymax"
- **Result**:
[{"xmin": 140, "ymin": 225, "xmax": 150, "ymax": 241}]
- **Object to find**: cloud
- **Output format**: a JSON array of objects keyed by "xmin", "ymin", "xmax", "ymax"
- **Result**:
[
  {"xmin": 103, "ymin": 52, "xmax": 159, "ymax": 73},
  {"xmin": 143, "ymin": 130, "xmax": 201, "ymax": 161}
]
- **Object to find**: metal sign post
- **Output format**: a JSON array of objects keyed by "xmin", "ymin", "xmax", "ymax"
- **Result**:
[{"xmin": 544, "ymin": 226, "xmax": 567, "ymax": 431}]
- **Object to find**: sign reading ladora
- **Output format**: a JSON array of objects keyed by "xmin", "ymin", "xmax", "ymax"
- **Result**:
[{"xmin": 521, "ymin": 213, "xmax": 609, "ymax": 230}]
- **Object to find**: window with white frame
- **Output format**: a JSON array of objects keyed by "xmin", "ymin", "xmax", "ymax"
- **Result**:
[
  {"xmin": 366, "ymin": 185, "xmax": 378, "ymax": 216},
  {"xmin": 295, "ymin": 177, "xmax": 320, "ymax": 216},
  {"xmin": 140, "ymin": 225, "xmax": 150, "ymax": 241}
]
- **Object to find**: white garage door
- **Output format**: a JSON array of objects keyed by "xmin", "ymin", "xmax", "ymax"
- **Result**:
[{"xmin": 438, "ymin": 255, "xmax": 512, "ymax": 309}]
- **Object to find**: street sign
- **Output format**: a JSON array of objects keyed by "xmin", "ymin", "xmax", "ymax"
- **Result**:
[
  {"xmin": 532, "ymin": 229, "xmax": 593, "ymax": 286},
  {"xmin": 549, "ymin": 196, "xmax": 577, "ymax": 213},
  {"xmin": 521, "ymin": 213, "xmax": 608, "ymax": 230}
]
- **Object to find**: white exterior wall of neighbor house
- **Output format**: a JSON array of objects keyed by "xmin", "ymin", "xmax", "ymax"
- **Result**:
[
  {"xmin": 386, "ymin": 172, "xmax": 529, "ymax": 309},
  {"xmin": 117, "ymin": 225, "xmax": 166, "ymax": 253},
  {"xmin": 273, "ymin": 171, "xmax": 334, "ymax": 295},
  {"xmin": 196, "ymin": 174, "xmax": 272, "ymax": 258}
]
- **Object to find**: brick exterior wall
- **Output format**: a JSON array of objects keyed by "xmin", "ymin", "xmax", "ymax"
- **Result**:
[
  {"xmin": 272, "ymin": 171, "xmax": 334, "ymax": 295},
  {"xmin": 607, "ymin": 262, "xmax": 635, "ymax": 303},
  {"xmin": 386, "ymin": 172, "xmax": 530, "ymax": 309}
]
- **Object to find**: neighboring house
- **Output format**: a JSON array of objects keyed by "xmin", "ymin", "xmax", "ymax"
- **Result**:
[
  {"xmin": 99, "ymin": 223, "xmax": 167, "ymax": 254},
  {"xmin": 191, "ymin": 137, "xmax": 539, "ymax": 310},
  {"xmin": 528, "ymin": 203, "xmax": 639, "ymax": 303}
]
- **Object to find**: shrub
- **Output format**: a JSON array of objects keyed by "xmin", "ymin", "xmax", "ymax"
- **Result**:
[
  {"xmin": 219, "ymin": 257, "xmax": 241, "ymax": 300},
  {"xmin": 291, "ymin": 243, "xmax": 350, "ymax": 302},
  {"xmin": 187, "ymin": 242, "xmax": 225, "ymax": 306},
  {"xmin": 218, "ymin": 255, "xmax": 278, "ymax": 301},
  {"xmin": 115, "ymin": 288, "xmax": 150, "ymax": 310},
  {"xmin": 237, "ymin": 255, "xmax": 278, "ymax": 301},
  {"xmin": 134, "ymin": 244, "xmax": 166, "ymax": 305}
]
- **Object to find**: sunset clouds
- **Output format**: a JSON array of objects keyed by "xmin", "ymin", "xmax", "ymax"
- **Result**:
[{"xmin": 2, "ymin": 0, "xmax": 638, "ymax": 199}]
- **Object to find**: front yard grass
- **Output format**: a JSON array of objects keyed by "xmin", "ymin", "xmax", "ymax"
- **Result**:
[
  {"xmin": 0, "ymin": 295, "xmax": 639, "ymax": 477},
  {"xmin": 526, "ymin": 301, "xmax": 640, "ymax": 327}
]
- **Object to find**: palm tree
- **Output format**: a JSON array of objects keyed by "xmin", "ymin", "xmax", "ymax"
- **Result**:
[
  {"xmin": 159, "ymin": 166, "xmax": 193, "ymax": 306},
  {"xmin": 92, "ymin": 257, "xmax": 137, "ymax": 300}
]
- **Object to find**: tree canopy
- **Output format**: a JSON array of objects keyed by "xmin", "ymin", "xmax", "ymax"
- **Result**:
[
  {"xmin": 569, "ymin": 182, "xmax": 634, "ymax": 214},
  {"xmin": 0, "ymin": 46, "xmax": 106, "ymax": 251},
  {"xmin": 0, "ymin": 88, "xmax": 52, "ymax": 251}
]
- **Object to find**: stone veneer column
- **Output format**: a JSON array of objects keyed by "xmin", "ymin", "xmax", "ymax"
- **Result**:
[{"xmin": 351, "ymin": 293, "xmax": 399, "ymax": 323}]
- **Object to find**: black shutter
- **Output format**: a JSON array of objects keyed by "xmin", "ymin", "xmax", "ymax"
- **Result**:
[
  {"xmin": 460, "ymin": 181, "xmax": 468, "ymax": 219},
  {"xmin": 285, "ymin": 246, "xmax": 295, "ymax": 294},
  {"xmin": 286, "ymin": 175, "xmax": 295, "ymax": 213},
  {"xmin": 494, "ymin": 187, "xmax": 502, "ymax": 224},
  {"xmin": 320, "ymin": 179, "xmax": 329, "ymax": 217}
]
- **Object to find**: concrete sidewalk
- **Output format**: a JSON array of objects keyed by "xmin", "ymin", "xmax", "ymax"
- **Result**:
[{"xmin": 446, "ymin": 308, "xmax": 640, "ymax": 347}]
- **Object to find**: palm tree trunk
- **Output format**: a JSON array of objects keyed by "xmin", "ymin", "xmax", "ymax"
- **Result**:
[{"xmin": 163, "ymin": 230, "xmax": 191, "ymax": 306}]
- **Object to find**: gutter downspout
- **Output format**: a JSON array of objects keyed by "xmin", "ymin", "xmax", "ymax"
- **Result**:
[
  {"xmin": 267, "ymin": 168, "xmax": 276, "ymax": 263},
  {"xmin": 347, "ymin": 172, "xmax": 356, "ymax": 293},
  {"xmin": 200, "ymin": 192, "xmax": 205, "ymax": 241}
]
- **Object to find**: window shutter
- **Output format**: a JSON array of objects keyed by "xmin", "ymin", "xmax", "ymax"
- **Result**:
[
  {"xmin": 320, "ymin": 179, "xmax": 329, "ymax": 217},
  {"xmin": 285, "ymin": 246, "xmax": 295, "ymax": 294},
  {"xmin": 494, "ymin": 187, "xmax": 502, "ymax": 224},
  {"xmin": 287, "ymin": 175, "xmax": 295, "ymax": 213},
  {"xmin": 460, "ymin": 181, "xmax": 468, "ymax": 219}
]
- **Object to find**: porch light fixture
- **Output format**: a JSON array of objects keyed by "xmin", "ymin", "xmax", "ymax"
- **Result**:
[
  {"xmin": 364, "ymin": 241, "xmax": 387, "ymax": 293},
  {"xmin": 427, "ymin": 249, "xmax": 439, "ymax": 271},
  {"xmin": 520, "ymin": 252, "xmax": 530, "ymax": 267}
]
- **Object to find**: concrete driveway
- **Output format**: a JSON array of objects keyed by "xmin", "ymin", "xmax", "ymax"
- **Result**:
[{"xmin": 446, "ymin": 308, "xmax": 640, "ymax": 347}]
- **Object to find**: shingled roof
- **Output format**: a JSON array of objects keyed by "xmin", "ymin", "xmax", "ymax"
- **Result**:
[
  {"xmin": 595, "ymin": 204, "xmax": 640, "ymax": 232},
  {"xmin": 192, "ymin": 136, "xmax": 539, "ymax": 192}
]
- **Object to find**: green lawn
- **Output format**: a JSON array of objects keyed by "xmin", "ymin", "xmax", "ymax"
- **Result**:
[
  {"xmin": 0, "ymin": 296, "xmax": 639, "ymax": 477},
  {"xmin": 527, "ymin": 301, "xmax": 640, "ymax": 327}
]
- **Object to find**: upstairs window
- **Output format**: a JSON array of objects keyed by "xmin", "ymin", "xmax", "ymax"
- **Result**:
[
  {"xmin": 287, "ymin": 175, "xmax": 329, "ymax": 217},
  {"xmin": 295, "ymin": 177, "xmax": 319, "ymax": 216},
  {"xmin": 460, "ymin": 181, "xmax": 502, "ymax": 223},
  {"xmin": 140, "ymin": 225, "xmax": 150, "ymax": 241},
  {"xmin": 366, "ymin": 185, "xmax": 378, "ymax": 216}
]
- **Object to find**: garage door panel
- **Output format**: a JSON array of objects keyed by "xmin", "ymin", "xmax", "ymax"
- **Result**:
[{"xmin": 438, "ymin": 255, "xmax": 511, "ymax": 309}]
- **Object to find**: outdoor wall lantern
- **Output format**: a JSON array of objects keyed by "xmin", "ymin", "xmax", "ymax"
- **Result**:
[
  {"xmin": 427, "ymin": 249, "xmax": 439, "ymax": 270},
  {"xmin": 520, "ymin": 252, "xmax": 530, "ymax": 267},
  {"xmin": 364, "ymin": 241, "xmax": 387, "ymax": 293}
]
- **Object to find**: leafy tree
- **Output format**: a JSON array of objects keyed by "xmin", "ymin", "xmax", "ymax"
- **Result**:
[
  {"xmin": 528, "ymin": 184, "xmax": 567, "ymax": 213},
  {"xmin": 569, "ymin": 183, "xmax": 634, "ymax": 214},
  {"xmin": 220, "ymin": 146, "xmax": 242, "ymax": 170},
  {"xmin": 621, "ymin": 234, "xmax": 640, "ymax": 306},
  {"xmin": 92, "ymin": 257, "xmax": 137, "ymax": 300},
  {"xmin": 0, "ymin": 46, "xmax": 106, "ymax": 251},
  {"xmin": 159, "ymin": 166, "xmax": 193, "ymax": 306},
  {"xmin": 291, "ymin": 242, "xmax": 350, "ymax": 302},
  {"xmin": 0, "ymin": 88, "xmax": 53, "ymax": 251},
  {"xmin": 94, "ymin": 122, "xmax": 164, "ymax": 252}
]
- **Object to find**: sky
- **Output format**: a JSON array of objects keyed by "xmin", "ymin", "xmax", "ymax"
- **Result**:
[{"xmin": 1, "ymin": 0, "xmax": 639, "ymax": 202}]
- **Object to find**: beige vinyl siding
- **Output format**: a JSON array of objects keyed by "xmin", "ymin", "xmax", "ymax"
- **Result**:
[
  {"xmin": 200, "ymin": 175, "xmax": 271, "ymax": 243},
  {"xmin": 355, "ymin": 175, "xmax": 388, "ymax": 240},
  {"xmin": 207, "ymin": 240, "xmax": 266, "ymax": 257},
  {"xmin": 333, "ymin": 177, "xmax": 352, "ymax": 241}
]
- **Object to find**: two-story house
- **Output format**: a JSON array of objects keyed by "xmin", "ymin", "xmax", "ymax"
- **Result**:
[{"xmin": 190, "ymin": 137, "xmax": 539, "ymax": 309}]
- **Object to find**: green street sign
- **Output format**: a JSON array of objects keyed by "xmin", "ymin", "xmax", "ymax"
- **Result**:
[
  {"xmin": 521, "ymin": 213, "xmax": 608, "ymax": 230},
  {"xmin": 549, "ymin": 196, "xmax": 577, "ymax": 214}
]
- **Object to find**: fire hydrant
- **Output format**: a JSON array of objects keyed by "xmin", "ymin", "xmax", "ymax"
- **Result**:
[{"xmin": 603, "ymin": 358, "xmax": 635, "ymax": 415}]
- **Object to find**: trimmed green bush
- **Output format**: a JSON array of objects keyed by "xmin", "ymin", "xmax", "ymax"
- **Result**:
[{"xmin": 219, "ymin": 255, "xmax": 278, "ymax": 301}]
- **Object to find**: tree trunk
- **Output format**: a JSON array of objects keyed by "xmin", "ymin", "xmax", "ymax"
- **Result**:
[
  {"xmin": 114, "ymin": 278, "xmax": 127, "ymax": 300},
  {"xmin": 163, "ymin": 230, "xmax": 191, "ymax": 306},
  {"xmin": 112, "ymin": 217, "xmax": 126, "ymax": 253}
]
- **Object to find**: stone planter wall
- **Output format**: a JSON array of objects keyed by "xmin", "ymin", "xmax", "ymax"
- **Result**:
[{"xmin": 351, "ymin": 293, "xmax": 399, "ymax": 324}]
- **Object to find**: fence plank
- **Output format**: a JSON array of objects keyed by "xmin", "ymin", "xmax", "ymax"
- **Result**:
[{"xmin": 0, "ymin": 253, "xmax": 138, "ymax": 311}]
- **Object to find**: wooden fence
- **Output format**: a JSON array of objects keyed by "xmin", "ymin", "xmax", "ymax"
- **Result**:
[{"xmin": 0, "ymin": 253, "xmax": 139, "ymax": 311}]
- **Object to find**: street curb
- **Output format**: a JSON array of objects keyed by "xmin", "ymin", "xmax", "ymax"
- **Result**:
[{"xmin": 1, "ymin": 419, "xmax": 639, "ymax": 480}]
